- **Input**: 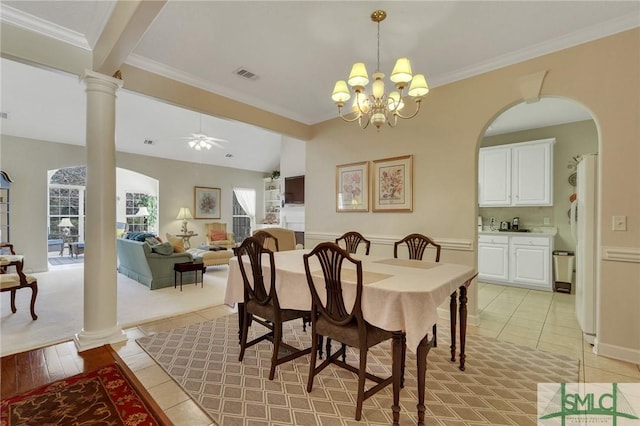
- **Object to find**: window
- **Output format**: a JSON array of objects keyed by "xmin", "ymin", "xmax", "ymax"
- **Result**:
[
  {"xmin": 49, "ymin": 167, "xmax": 86, "ymax": 241},
  {"xmin": 126, "ymin": 192, "xmax": 154, "ymax": 232},
  {"xmin": 232, "ymin": 190, "xmax": 255, "ymax": 242}
]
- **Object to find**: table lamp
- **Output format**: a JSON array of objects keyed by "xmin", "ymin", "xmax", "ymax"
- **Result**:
[
  {"xmin": 176, "ymin": 207, "xmax": 193, "ymax": 234},
  {"xmin": 58, "ymin": 217, "xmax": 74, "ymax": 236}
]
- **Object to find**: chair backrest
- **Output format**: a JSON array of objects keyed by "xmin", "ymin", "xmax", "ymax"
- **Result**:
[
  {"xmin": 304, "ymin": 242, "xmax": 363, "ymax": 326},
  {"xmin": 254, "ymin": 227, "xmax": 297, "ymax": 251},
  {"xmin": 393, "ymin": 233, "xmax": 441, "ymax": 262},
  {"xmin": 236, "ymin": 236, "xmax": 279, "ymax": 308},
  {"xmin": 252, "ymin": 230, "xmax": 280, "ymax": 252},
  {"xmin": 335, "ymin": 231, "xmax": 371, "ymax": 255}
]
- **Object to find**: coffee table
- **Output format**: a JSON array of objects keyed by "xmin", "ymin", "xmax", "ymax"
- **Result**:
[{"xmin": 173, "ymin": 261, "xmax": 205, "ymax": 291}]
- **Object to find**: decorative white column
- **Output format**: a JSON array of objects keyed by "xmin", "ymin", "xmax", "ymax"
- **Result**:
[{"xmin": 74, "ymin": 70, "xmax": 126, "ymax": 351}]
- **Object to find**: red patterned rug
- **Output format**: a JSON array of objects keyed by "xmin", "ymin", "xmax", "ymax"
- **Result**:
[{"xmin": 1, "ymin": 363, "xmax": 161, "ymax": 425}]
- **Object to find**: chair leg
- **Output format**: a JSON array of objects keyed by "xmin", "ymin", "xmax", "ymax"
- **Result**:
[
  {"xmin": 318, "ymin": 335, "xmax": 324, "ymax": 359},
  {"xmin": 269, "ymin": 322, "xmax": 282, "ymax": 380},
  {"xmin": 307, "ymin": 331, "xmax": 319, "ymax": 392},
  {"xmin": 10, "ymin": 289, "xmax": 17, "ymax": 313},
  {"xmin": 355, "ymin": 346, "xmax": 368, "ymax": 421},
  {"xmin": 238, "ymin": 310, "xmax": 250, "ymax": 362},
  {"xmin": 432, "ymin": 324, "xmax": 437, "ymax": 348},
  {"xmin": 341, "ymin": 343, "xmax": 347, "ymax": 363},
  {"xmin": 326, "ymin": 337, "xmax": 332, "ymax": 359},
  {"xmin": 29, "ymin": 283, "xmax": 38, "ymax": 320}
]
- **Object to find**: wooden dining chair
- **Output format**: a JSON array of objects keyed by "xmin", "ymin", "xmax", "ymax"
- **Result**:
[
  {"xmin": 394, "ymin": 233, "xmax": 441, "ymax": 346},
  {"xmin": 303, "ymin": 242, "xmax": 405, "ymax": 421},
  {"xmin": 252, "ymin": 230, "xmax": 280, "ymax": 252},
  {"xmin": 335, "ymin": 231, "xmax": 371, "ymax": 255},
  {"xmin": 236, "ymin": 236, "xmax": 311, "ymax": 380},
  {"xmin": 0, "ymin": 243, "xmax": 38, "ymax": 320}
]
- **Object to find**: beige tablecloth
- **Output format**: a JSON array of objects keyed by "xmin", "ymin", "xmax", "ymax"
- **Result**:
[{"xmin": 225, "ymin": 250, "xmax": 476, "ymax": 352}]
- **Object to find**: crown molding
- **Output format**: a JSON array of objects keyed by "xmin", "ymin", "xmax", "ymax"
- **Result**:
[
  {"xmin": 0, "ymin": 4, "xmax": 90, "ymax": 51},
  {"xmin": 429, "ymin": 12, "xmax": 640, "ymax": 88}
]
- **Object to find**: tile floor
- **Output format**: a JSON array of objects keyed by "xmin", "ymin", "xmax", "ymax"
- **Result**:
[{"xmin": 112, "ymin": 283, "xmax": 640, "ymax": 425}]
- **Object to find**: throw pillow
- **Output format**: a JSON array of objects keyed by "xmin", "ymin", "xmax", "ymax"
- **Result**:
[
  {"xmin": 166, "ymin": 233, "xmax": 185, "ymax": 253},
  {"xmin": 145, "ymin": 237, "xmax": 161, "ymax": 246},
  {"xmin": 209, "ymin": 230, "xmax": 227, "ymax": 241},
  {"xmin": 151, "ymin": 242, "xmax": 174, "ymax": 255}
]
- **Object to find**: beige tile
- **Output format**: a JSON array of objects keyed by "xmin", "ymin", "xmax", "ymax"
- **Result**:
[
  {"xmin": 194, "ymin": 305, "xmax": 235, "ymax": 320},
  {"xmin": 147, "ymin": 379, "xmax": 191, "ymax": 409},
  {"xmin": 500, "ymin": 324, "xmax": 542, "ymax": 342},
  {"xmin": 164, "ymin": 399, "xmax": 213, "ymax": 426},
  {"xmin": 121, "ymin": 350, "xmax": 158, "ymax": 371},
  {"xmin": 539, "ymin": 328, "xmax": 583, "ymax": 347},
  {"xmin": 496, "ymin": 330, "xmax": 539, "ymax": 348},
  {"xmin": 583, "ymin": 352, "xmax": 640, "ymax": 379},
  {"xmin": 541, "ymin": 322, "xmax": 584, "ymax": 339},
  {"xmin": 135, "ymin": 364, "xmax": 173, "ymax": 389},
  {"xmin": 478, "ymin": 311, "xmax": 511, "ymax": 323},
  {"xmin": 504, "ymin": 317, "xmax": 545, "ymax": 333},
  {"xmin": 536, "ymin": 340, "xmax": 583, "ymax": 361},
  {"xmin": 584, "ymin": 366, "xmax": 640, "ymax": 383},
  {"xmin": 483, "ymin": 302, "xmax": 518, "ymax": 315},
  {"xmin": 510, "ymin": 308, "xmax": 548, "ymax": 322}
]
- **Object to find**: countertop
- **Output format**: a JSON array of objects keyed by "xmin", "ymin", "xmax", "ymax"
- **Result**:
[{"xmin": 479, "ymin": 227, "xmax": 557, "ymax": 236}]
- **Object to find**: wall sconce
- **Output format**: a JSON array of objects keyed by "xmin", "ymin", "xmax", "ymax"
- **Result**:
[{"xmin": 176, "ymin": 207, "xmax": 193, "ymax": 234}]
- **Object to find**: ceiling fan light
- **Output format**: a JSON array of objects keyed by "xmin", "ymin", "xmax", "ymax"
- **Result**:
[
  {"xmin": 408, "ymin": 74, "xmax": 429, "ymax": 97},
  {"xmin": 348, "ymin": 62, "xmax": 369, "ymax": 87},
  {"xmin": 390, "ymin": 58, "xmax": 412, "ymax": 84}
]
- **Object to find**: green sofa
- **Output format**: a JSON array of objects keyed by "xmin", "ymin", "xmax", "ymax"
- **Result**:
[{"xmin": 116, "ymin": 238, "xmax": 202, "ymax": 290}]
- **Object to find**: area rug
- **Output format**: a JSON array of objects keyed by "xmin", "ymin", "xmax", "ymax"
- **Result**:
[
  {"xmin": 137, "ymin": 314, "xmax": 579, "ymax": 426},
  {"xmin": 0, "ymin": 363, "xmax": 161, "ymax": 425}
]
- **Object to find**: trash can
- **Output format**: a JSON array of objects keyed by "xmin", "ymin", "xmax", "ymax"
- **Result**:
[{"xmin": 553, "ymin": 250, "xmax": 575, "ymax": 293}]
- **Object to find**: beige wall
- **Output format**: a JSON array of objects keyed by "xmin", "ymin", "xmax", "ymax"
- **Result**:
[
  {"xmin": 1, "ymin": 135, "xmax": 265, "ymax": 272},
  {"xmin": 307, "ymin": 30, "xmax": 639, "ymax": 363},
  {"xmin": 481, "ymin": 119, "xmax": 599, "ymax": 251}
]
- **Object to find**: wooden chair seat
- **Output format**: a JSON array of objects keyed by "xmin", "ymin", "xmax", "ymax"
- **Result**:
[
  {"xmin": 1, "ymin": 273, "xmax": 37, "ymax": 288},
  {"xmin": 0, "ymin": 243, "xmax": 38, "ymax": 320}
]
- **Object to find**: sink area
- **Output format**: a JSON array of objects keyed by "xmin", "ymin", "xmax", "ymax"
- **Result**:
[{"xmin": 499, "ymin": 229, "xmax": 531, "ymax": 232}]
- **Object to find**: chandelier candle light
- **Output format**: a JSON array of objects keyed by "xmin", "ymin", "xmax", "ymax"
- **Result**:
[
  {"xmin": 331, "ymin": 10, "xmax": 429, "ymax": 130},
  {"xmin": 176, "ymin": 207, "xmax": 193, "ymax": 234}
]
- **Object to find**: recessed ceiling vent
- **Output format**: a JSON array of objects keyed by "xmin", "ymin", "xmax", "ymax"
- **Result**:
[
  {"xmin": 143, "ymin": 139, "xmax": 154, "ymax": 145},
  {"xmin": 233, "ymin": 67, "xmax": 258, "ymax": 81},
  {"xmin": 0, "ymin": 112, "xmax": 9, "ymax": 119},
  {"xmin": 225, "ymin": 153, "xmax": 233, "ymax": 158}
]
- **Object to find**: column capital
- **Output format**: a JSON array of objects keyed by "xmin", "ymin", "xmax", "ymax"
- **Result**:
[{"xmin": 80, "ymin": 69, "xmax": 124, "ymax": 90}]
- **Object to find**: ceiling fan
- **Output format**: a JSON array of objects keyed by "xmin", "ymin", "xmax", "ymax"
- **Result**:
[{"xmin": 182, "ymin": 114, "xmax": 228, "ymax": 151}]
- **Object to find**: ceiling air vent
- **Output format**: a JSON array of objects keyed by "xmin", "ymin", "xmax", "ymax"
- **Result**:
[
  {"xmin": 233, "ymin": 67, "xmax": 258, "ymax": 81},
  {"xmin": 225, "ymin": 153, "xmax": 233, "ymax": 158},
  {"xmin": 0, "ymin": 112, "xmax": 9, "ymax": 119},
  {"xmin": 143, "ymin": 139, "xmax": 154, "ymax": 145}
]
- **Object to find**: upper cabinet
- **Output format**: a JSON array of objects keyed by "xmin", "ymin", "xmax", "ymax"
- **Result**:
[{"xmin": 479, "ymin": 138, "xmax": 555, "ymax": 207}]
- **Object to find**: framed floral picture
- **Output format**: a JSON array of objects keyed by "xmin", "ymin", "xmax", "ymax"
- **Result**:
[
  {"xmin": 194, "ymin": 186, "xmax": 221, "ymax": 219},
  {"xmin": 372, "ymin": 155, "xmax": 413, "ymax": 212},
  {"xmin": 336, "ymin": 161, "xmax": 369, "ymax": 212}
]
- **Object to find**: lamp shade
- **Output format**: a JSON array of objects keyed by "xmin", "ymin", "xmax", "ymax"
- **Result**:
[
  {"xmin": 390, "ymin": 58, "xmax": 413, "ymax": 84},
  {"xmin": 58, "ymin": 218, "xmax": 73, "ymax": 228},
  {"xmin": 176, "ymin": 207, "xmax": 193, "ymax": 220},
  {"xmin": 408, "ymin": 74, "xmax": 429, "ymax": 97},
  {"xmin": 136, "ymin": 206, "xmax": 150, "ymax": 217},
  {"xmin": 347, "ymin": 62, "xmax": 369, "ymax": 87},
  {"xmin": 331, "ymin": 80, "xmax": 351, "ymax": 103}
]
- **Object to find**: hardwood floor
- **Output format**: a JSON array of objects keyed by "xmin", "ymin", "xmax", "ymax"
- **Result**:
[{"xmin": 1, "ymin": 342, "xmax": 172, "ymax": 425}]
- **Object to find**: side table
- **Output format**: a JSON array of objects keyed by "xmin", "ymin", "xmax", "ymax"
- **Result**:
[
  {"xmin": 173, "ymin": 261, "xmax": 205, "ymax": 291},
  {"xmin": 176, "ymin": 233, "xmax": 198, "ymax": 249}
]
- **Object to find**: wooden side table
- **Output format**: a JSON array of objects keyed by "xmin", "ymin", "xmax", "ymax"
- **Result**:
[
  {"xmin": 175, "ymin": 233, "xmax": 198, "ymax": 249},
  {"xmin": 173, "ymin": 261, "xmax": 204, "ymax": 291}
]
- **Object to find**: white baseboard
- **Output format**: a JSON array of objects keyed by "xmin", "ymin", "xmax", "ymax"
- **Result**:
[{"xmin": 593, "ymin": 339, "xmax": 640, "ymax": 364}]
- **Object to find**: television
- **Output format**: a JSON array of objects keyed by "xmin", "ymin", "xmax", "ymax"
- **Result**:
[{"xmin": 284, "ymin": 175, "xmax": 305, "ymax": 205}]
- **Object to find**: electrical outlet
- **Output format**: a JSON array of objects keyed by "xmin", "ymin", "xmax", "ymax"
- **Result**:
[
  {"xmin": 612, "ymin": 215, "xmax": 627, "ymax": 231},
  {"xmin": 543, "ymin": 217, "xmax": 551, "ymax": 225}
]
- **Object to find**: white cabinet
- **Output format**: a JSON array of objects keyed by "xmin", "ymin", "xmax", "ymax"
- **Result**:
[
  {"xmin": 479, "ymin": 138, "xmax": 555, "ymax": 207},
  {"xmin": 263, "ymin": 178, "xmax": 281, "ymax": 225},
  {"xmin": 478, "ymin": 233, "xmax": 553, "ymax": 291},
  {"xmin": 510, "ymin": 236, "xmax": 552, "ymax": 290},
  {"xmin": 478, "ymin": 235, "xmax": 509, "ymax": 282}
]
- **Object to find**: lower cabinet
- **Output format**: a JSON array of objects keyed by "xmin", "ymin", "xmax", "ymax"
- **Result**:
[{"xmin": 478, "ymin": 233, "xmax": 553, "ymax": 291}]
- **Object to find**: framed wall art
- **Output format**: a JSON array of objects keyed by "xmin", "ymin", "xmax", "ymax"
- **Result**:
[
  {"xmin": 336, "ymin": 161, "xmax": 369, "ymax": 212},
  {"xmin": 194, "ymin": 186, "xmax": 221, "ymax": 219},
  {"xmin": 372, "ymin": 155, "xmax": 413, "ymax": 212}
]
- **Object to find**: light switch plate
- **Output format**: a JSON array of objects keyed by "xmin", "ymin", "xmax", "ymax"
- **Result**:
[{"xmin": 612, "ymin": 215, "xmax": 627, "ymax": 231}]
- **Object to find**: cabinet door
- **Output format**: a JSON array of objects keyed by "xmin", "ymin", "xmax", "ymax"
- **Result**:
[
  {"xmin": 512, "ymin": 141, "xmax": 553, "ymax": 206},
  {"xmin": 478, "ymin": 243, "xmax": 509, "ymax": 282},
  {"xmin": 510, "ymin": 243, "xmax": 551, "ymax": 290},
  {"xmin": 478, "ymin": 147, "xmax": 511, "ymax": 206}
]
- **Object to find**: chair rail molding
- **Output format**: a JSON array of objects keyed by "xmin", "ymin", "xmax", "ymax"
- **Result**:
[{"xmin": 601, "ymin": 246, "xmax": 640, "ymax": 263}]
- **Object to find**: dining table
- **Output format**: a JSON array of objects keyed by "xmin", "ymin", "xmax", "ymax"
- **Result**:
[{"xmin": 225, "ymin": 249, "xmax": 476, "ymax": 425}]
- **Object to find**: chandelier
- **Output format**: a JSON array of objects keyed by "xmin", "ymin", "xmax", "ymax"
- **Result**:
[
  {"xmin": 331, "ymin": 10, "xmax": 429, "ymax": 130},
  {"xmin": 184, "ymin": 114, "xmax": 228, "ymax": 151}
]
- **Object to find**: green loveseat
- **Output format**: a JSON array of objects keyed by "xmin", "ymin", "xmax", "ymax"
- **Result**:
[{"xmin": 116, "ymin": 238, "xmax": 202, "ymax": 290}]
